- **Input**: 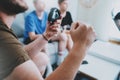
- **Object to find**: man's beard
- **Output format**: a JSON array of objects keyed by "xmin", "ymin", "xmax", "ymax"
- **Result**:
[{"xmin": 0, "ymin": 0, "xmax": 28, "ymax": 15}]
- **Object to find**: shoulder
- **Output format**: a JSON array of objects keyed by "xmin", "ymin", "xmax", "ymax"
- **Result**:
[
  {"xmin": 66, "ymin": 11, "xmax": 72, "ymax": 16},
  {"xmin": 0, "ymin": 24, "xmax": 17, "ymax": 39},
  {"xmin": 0, "ymin": 24, "xmax": 29, "ymax": 59},
  {"xmin": 67, "ymin": 11, "xmax": 70, "ymax": 14},
  {"xmin": 44, "ymin": 11, "xmax": 48, "ymax": 16},
  {"xmin": 26, "ymin": 11, "xmax": 36, "ymax": 19},
  {"xmin": 65, "ymin": 11, "xmax": 73, "ymax": 20},
  {"xmin": 67, "ymin": 11, "xmax": 71, "ymax": 15}
]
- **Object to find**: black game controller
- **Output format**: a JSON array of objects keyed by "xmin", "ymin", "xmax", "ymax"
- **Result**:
[{"xmin": 48, "ymin": 8, "xmax": 61, "ymax": 25}]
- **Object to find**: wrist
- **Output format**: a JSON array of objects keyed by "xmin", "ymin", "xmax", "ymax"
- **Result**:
[
  {"xmin": 67, "ymin": 44, "xmax": 87, "ymax": 65},
  {"xmin": 71, "ymin": 43, "xmax": 88, "ymax": 57},
  {"xmin": 74, "ymin": 42, "xmax": 88, "ymax": 50},
  {"xmin": 43, "ymin": 32, "xmax": 51, "ymax": 41},
  {"xmin": 42, "ymin": 34, "xmax": 49, "ymax": 41}
]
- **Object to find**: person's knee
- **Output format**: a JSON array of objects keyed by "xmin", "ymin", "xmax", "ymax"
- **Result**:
[
  {"xmin": 5, "ymin": 60, "xmax": 43, "ymax": 80},
  {"xmin": 30, "ymin": 52, "xmax": 50, "ymax": 75},
  {"xmin": 32, "ymin": 52, "xmax": 49, "ymax": 66}
]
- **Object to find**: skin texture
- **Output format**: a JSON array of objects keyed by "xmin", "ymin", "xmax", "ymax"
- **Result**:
[
  {"xmin": 0, "ymin": 0, "xmax": 96, "ymax": 80},
  {"xmin": 5, "ymin": 20, "xmax": 96, "ymax": 80}
]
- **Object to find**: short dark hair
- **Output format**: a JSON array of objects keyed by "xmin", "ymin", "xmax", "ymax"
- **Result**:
[
  {"xmin": 0, "ymin": 0, "xmax": 10, "ymax": 14},
  {"xmin": 58, "ymin": 0, "xmax": 66, "ymax": 4},
  {"xmin": 0, "ymin": 0, "xmax": 28, "ymax": 15}
]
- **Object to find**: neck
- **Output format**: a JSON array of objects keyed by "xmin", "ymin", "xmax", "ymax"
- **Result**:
[
  {"xmin": 36, "ymin": 10, "xmax": 43, "ymax": 17},
  {"xmin": 60, "ymin": 9, "xmax": 66, "ymax": 14},
  {"xmin": 0, "ymin": 12, "xmax": 15, "ymax": 29},
  {"xmin": 60, "ymin": 9, "xmax": 66, "ymax": 18}
]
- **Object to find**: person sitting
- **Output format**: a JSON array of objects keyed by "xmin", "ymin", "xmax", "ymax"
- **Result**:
[
  {"xmin": 59, "ymin": 0, "xmax": 73, "ymax": 30},
  {"xmin": 58, "ymin": 0, "xmax": 73, "ymax": 51},
  {"xmin": 24, "ymin": 0, "xmax": 52, "ymax": 77},
  {"xmin": 24, "ymin": 0, "xmax": 47, "ymax": 45},
  {"xmin": 0, "ymin": 0, "xmax": 96, "ymax": 80},
  {"xmin": 51, "ymin": 0, "xmax": 73, "ymax": 66}
]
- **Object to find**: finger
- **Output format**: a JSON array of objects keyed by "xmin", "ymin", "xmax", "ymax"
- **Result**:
[
  {"xmin": 56, "ymin": 19, "xmax": 62, "ymax": 24},
  {"xmin": 88, "ymin": 27, "xmax": 93, "ymax": 31},
  {"xmin": 71, "ymin": 22, "xmax": 79, "ymax": 31},
  {"xmin": 47, "ymin": 21, "xmax": 50, "ymax": 26},
  {"xmin": 50, "ymin": 24, "xmax": 59, "ymax": 29},
  {"xmin": 75, "ymin": 22, "xmax": 80, "ymax": 29},
  {"xmin": 79, "ymin": 22, "xmax": 87, "ymax": 29},
  {"xmin": 70, "ymin": 23, "xmax": 75, "ymax": 31},
  {"xmin": 49, "ymin": 32, "xmax": 58, "ymax": 37},
  {"xmin": 77, "ymin": 22, "xmax": 87, "ymax": 31},
  {"xmin": 50, "ymin": 27, "xmax": 61, "ymax": 33},
  {"xmin": 88, "ymin": 27, "xmax": 96, "ymax": 33},
  {"xmin": 88, "ymin": 27, "xmax": 96, "ymax": 39},
  {"xmin": 87, "ymin": 27, "xmax": 93, "ymax": 35}
]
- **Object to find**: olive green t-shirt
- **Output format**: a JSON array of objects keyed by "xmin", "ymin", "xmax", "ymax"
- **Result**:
[{"xmin": 0, "ymin": 20, "xmax": 30, "ymax": 79}]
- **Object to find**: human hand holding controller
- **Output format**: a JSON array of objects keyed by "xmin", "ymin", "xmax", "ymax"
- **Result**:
[
  {"xmin": 48, "ymin": 8, "xmax": 61, "ymax": 25},
  {"xmin": 43, "ymin": 8, "xmax": 61, "ymax": 41}
]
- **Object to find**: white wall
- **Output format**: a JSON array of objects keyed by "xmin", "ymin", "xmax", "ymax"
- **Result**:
[
  {"xmin": 68, "ymin": 0, "xmax": 78, "ymax": 21},
  {"xmin": 77, "ymin": 0, "xmax": 120, "ymax": 41}
]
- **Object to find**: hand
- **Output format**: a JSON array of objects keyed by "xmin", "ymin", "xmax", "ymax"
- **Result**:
[
  {"xmin": 70, "ymin": 22, "xmax": 96, "ymax": 50},
  {"xmin": 43, "ymin": 20, "xmax": 61, "ymax": 40}
]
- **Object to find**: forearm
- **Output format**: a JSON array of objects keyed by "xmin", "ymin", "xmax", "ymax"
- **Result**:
[
  {"xmin": 45, "ymin": 45, "xmax": 87, "ymax": 80},
  {"xmin": 30, "ymin": 35, "xmax": 39, "ymax": 41},
  {"xmin": 29, "ymin": 32, "xmax": 40, "ymax": 41},
  {"xmin": 24, "ymin": 35, "xmax": 48, "ymax": 55}
]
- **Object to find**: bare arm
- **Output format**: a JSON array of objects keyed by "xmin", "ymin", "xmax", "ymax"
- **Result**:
[
  {"xmin": 46, "ymin": 45, "xmax": 86, "ymax": 80},
  {"xmin": 28, "ymin": 32, "xmax": 40, "ymax": 41},
  {"xmin": 46, "ymin": 22, "xmax": 96, "ymax": 80},
  {"xmin": 24, "ymin": 34, "xmax": 48, "ymax": 55},
  {"xmin": 23, "ymin": 22, "xmax": 95, "ymax": 80}
]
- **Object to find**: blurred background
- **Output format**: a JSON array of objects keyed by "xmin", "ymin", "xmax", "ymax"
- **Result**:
[
  {"xmin": 12, "ymin": 0, "xmax": 120, "ymax": 80},
  {"xmin": 25, "ymin": 0, "xmax": 120, "ymax": 41}
]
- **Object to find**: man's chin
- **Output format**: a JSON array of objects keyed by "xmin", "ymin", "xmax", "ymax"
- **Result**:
[
  {"xmin": 13, "ymin": 5, "xmax": 28, "ymax": 15},
  {"xmin": 20, "ymin": 2, "xmax": 28, "ymax": 11},
  {"xmin": 18, "ymin": 4, "xmax": 28, "ymax": 13},
  {"xmin": 12, "ymin": 0, "xmax": 29, "ymax": 14},
  {"xmin": 0, "ymin": 0, "xmax": 28, "ymax": 15},
  {"xmin": 8, "ymin": 8, "xmax": 28, "ymax": 15}
]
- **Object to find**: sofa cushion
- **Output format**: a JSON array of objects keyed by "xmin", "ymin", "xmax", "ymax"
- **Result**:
[{"xmin": 12, "ymin": 13, "xmax": 25, "ymax": 38}]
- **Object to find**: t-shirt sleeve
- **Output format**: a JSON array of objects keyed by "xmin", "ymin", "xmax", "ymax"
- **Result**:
[
  {"xmin": 0, "ymin": 29, "xmax": 30, "ymax": 79},
  {"xmin": 67, "ymin": 11, "xmax": 73, "ymax": 26},
  {"xmin": 25, "ymin": 15, "xmax": 36, "ymax": 32}
]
